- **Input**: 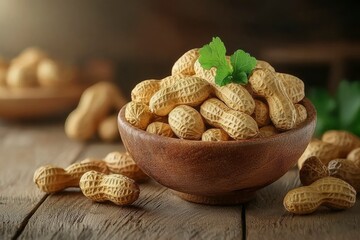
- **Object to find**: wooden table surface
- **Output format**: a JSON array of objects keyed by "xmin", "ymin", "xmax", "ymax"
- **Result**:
[{"xmin": 1, "ymin": 122, "xmax": 359, "ymax": 240}]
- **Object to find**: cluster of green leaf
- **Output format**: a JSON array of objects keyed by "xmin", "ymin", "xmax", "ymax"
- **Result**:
[
  {"xmin": 198, "ymin": 37, "xmax": 257, "ymax": 86},
  {"xmin": 308, "ymin": 80, "xmax": 360, "ymax": 137}
]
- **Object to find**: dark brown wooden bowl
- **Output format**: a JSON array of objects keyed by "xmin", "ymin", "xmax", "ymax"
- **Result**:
[{"xmin": 118, "ymin": 98, "xmax": 316, "ymax": 205}]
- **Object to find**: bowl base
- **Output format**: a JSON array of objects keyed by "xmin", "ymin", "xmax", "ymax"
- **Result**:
[{"xmin": 172, "ymin": 189, "xmax": 256, "ymax": 205}]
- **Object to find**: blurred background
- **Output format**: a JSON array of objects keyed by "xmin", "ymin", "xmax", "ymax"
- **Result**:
[{"xmin": 0, "ymin": 0, "xmax": 359, "ymax": 135}]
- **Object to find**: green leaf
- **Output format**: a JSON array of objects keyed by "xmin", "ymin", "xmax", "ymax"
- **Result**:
[
  {"xmin": 232, "ymin": 71, "xmax": 248, "ymax": 84},
  {"xmin": 337, "ymin": 80, "xmax": 360, "ymax": 129},
  {"xmin": 230, "ymin": 50, "xmax": 257, "ymax": 75},
  {"xmin": 198, "ymin": 37, "xmax": 230, "ymax": 70}
]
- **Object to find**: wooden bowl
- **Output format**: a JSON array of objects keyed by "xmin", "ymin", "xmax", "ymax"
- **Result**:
[
  {"xmin": 0, "ymin": 84, "xmax": 88, "ymax": 120},
  {"xmin": 118, "ymin": 98, "xmax": 316, "ymax": 205}
]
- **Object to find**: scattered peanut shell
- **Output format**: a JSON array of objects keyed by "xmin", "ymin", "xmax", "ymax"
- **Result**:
[{"xmin": 299, "ymin": 156, "xmax": 329, "ymax": 186}]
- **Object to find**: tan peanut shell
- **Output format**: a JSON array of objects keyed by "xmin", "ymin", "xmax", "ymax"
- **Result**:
[
  {"xmin": 299, "ymin": 156, "xmax": 329, "ymax": 186},
  {"xmin": 160, "ymin": 74, "xmax": 187, "ymax": 89},
  {"xmin": 347, "ymin": 148, "xmax": 360, "ymax": 166},
  {"xmin": 168, "ymin": 105, "xmax": 205, "ymax": 140},
  {"xmin": 249, "ymin": 69, "xmax": 296, "ymax": 130},
  {"xmin": 276, "ymin": 73, "xmax": 305, "ymax": 103},
  {"xmin": 149, "ymin": 76, "xmax": 212, "ymax": 116},
  {"xmin": 283, "ymin": 177, "xmax": 356, "ymax": 215},
  {"xmin": 103, "ymin": 152, "xmax": 149, "ymax": 182},
  {"xmin": 98, "ymin": 115, "xmax": 120, "ymax": 142},
  {"xmin": 255, "ymin": 60, "xmax": 275, "ymax": 72},
  {"xmin": 322, "ymin": 130, "xmax": 360, "ymax": 157},
  {"xmin": 294, "ymin": 103, "xmax": 307, "ymax": 126},
  {"xmin": 146, "ymin": 122, "xmax": 174, "ymax": 138},
  {"xmin": 13, "ymin": 47, "xmax": 47, "ymax": 66},
  {"xmin": 201, "ymin": 128, "xmax": 230, "ymax": 141},
  {"xmin": 258, "ymin": 125, "xmax": 278, "ymax": 138},
  {"xmin": 33, "ymin": 161, "xmax": 109, "ymax": 193},
  {"xmin": 6, "ymin": 62, "xmax": 38, "ymax": 88},
  {"xmin": 171, "ymin": 48, "xmax": 199, "ymax": 76},
  {"xmin": 65, "ymin": 82, "xmax": 126, "ymax": 141},
  {"xmin": 252, "ymin": 99, "xmax": 271, "ymax": 127},
  {"xmin": 200, "ymin": 98, "xmax": 259, "ymax": 140},
  {"xmin": 328, "ymin": 159, "xmax": 360, "ymax": 192},
  {"xmin": 79, "ymin": 170, "xmax": 140, "ymax": 206},
  {"xmin": 125, "ymin": 101, "xmax": 153, "ymax": 130},
  {"xmin": 131, "ymin": 79, "xmax": 160, "ymax": 104},
  {"xmin": 37, "ymin": 58, "xmax": 76, "ymax": 87},
  {"xmin": 298, "ymin": 139, "xmax": 341, "ymax": 168},
  {"xmin": 194, "ymin": 60, "xmax": 255, "ymax": 115}
]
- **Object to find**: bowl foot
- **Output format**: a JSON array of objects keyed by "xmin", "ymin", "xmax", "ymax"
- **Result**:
[{"xmin": 172, "ymin": 189, "xmax": 256, "ymax": 205}]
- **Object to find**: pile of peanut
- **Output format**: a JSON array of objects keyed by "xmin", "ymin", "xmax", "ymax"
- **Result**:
[
  {"xmin": 34, "ymin": 152, "xmax": 147, "ymax": 206},
  {"xmin": 126, "ymin": 48, "xmax": 307, "ymax": 141},
  {"xmin": 0, "ymin": 47, "xmax": 77, "ymax": 88},
  {"xmin": 284, "ymin": 130, "xmax": 360, "ymax": 214},
  {"xmin": 65, "ymin": 81, "xmax": 127, "ymax": 142}
]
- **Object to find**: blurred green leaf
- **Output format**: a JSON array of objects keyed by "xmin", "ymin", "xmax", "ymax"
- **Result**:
[{"xmin": 337, "ymin": 81, "xmax": 360, "ymax": 129}]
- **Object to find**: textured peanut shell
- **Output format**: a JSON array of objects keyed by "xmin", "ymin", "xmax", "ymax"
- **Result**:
[
  {"xmin": 299, "ymin": 156, "xmax": 329, "ymax": 186},
  {"xmin": 258, "ymin": 125, "xmax": 278, "ymax": 138},
  {"xmin": 79, "ymin": 171, "xmax": 140, "ymax": 206},
  {"xmin": 201, "ymin": 128, "xmax": 230, "ymax": 141},
  {"xmin": 168, "ymin": 105, "xmax": 205, "ymax": 140},
  {"xmin": 295, "ymin": 103, "xmax": 307, "ymax": 126},
  {"xmin": 322, "ymin": 130, "xmax": 360, "ymax": 157},
  {"xmin": 98, "ymin": 115, "xmax": 120, "ymax": 142},
  {"xmin": 171, "ymin": 48, "xmax": 199, "ymax": 76},
  {"xmin": 200, "ymin": 98, "xmax": 259, "ymax": 140},
  {"xmin": 276, "ymin": 73, "xmax": 305, "ymax": 103},
  {"xmin": 125, "ymin": 101, "xmax": 153, "ymax": 130},
  {"xmin": 33, "ymin": 161, "xmax": 109, "ymax": 193},
  {"xmin": 160, "ymin": 74, "xmax": 187, "ymax": 89},
  {"xmin": 255, "ymin": 60, "xmax": 275, "ymax": 72},
  {"xmin": 328, "ymin": 159, "xmax": 360, "ymax": 191},
  {"xmin": 194, "ymin": 60, "xmax": 255, "ymax": 115},
  {"xmin": 252, "ymin": 99, "xmax": 271, "ymax": 127},
  {"xmin": 347, "ymin": 148, "xmax": 360, "ymax": 166},
  {"xmin": 104, "ymin": 152, "xmax": 149, "ymax": 182},
  {"xmin": 149, "ymin": 76, "xmax": 212, "ymax": 116},
  {"xmin": 298, "ymin": 139, "xmax": 341, "ymax": 168},
  {"xmin": 131, "ymin": 79, "xmax": 160, "ymax": 104},
  {"xmin": 146, "ymin": 122, "xmax": 174, "ymax": 138},
  {"xmin": 283, "ymin": 177, "xmax": 356, "ymax": 214},
  {"xmin": 249, "ymin": 69, "xmax": 296, "ymax": 130}
]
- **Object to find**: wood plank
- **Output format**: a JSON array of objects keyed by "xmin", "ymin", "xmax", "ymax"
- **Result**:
[
  {"xmin": 0, "ymin": 123, "xmax": 84, "ymax": 240},
  {"xmin": 19, "ymin": 143, "xmax": 243, "ymax": 240},
  {"xmin": 245, "ymin": 168, "xmax": 360, "ymax": 240}
]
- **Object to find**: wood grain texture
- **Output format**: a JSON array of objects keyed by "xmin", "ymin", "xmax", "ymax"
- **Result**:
[
  {"xmin": 18, "ymin": 142, "xmax": 243, "ymax": 239},
  {"xmin": 0, "ymin": 123, "xmax": 84, "ymax": 240},
  {"xmin": 245, "ymin": 168, "xmax": 360, "ymax": 240}
]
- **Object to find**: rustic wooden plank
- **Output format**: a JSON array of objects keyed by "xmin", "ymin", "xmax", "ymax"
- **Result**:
[
  {"xmin": 0, "ymin": 123, "xmax": 84, "ymax": 240},
  {"xmin": 19, "ymin": 142, "xmax": 243, "ymax": 240},
  {"xmin": 245, "ymin": 168, "xmax": 360, "ymax": 240}
]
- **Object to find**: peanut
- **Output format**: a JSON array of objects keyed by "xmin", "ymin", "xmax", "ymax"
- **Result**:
[
  {"xmin": 160, "ymin": 74, "xmax": 187, "ymax": 88},
  {"xmin": 201, "ymin": 128, "xmax": 230, "ymax": 141},
  {"xmin": 37, "ymin": 58, "xmax": 76, "ymax": 87},
  {"xmin": 0, "ymin": 65, "xmax": 7, "ymax": 86},
  {"xmin": 103, "ymin": 152, "xmax": 149, "ymax": 182},
  {"xmin": 168, "ymin": 105, "xmax": 205, "ymax": 140},
  {"xmin": 131, "ymin": 79, "xmax": 160, "ymax": 104},
  {"xmin": 6, "ymin": 62, "xmax": 38, "ymax": 88},
  {"xmin": 194, "ymin": 60, "xmax": 255, "ymax": 115},
  {"xmin": 149, "ymin": 76, "xmax": 212, "ymax": 116},
  {"xmin": 98, "ymin": 115, "xmax": 120, "ymax": 142},
  {"xmin": 298, "ymin": 139, "xmax": 341, "ymax": 168},
  {"xmin": 200, "ymin": 98, "xmax": 259, "ymax": 140},
  {"xmin": 283, "ymin": 177, "xmax": 356, "ymax": 215},
  {"xmin": 299, "ymin": 156, "xmax": 329, "ymax": 186},
  {"xmin": 294, "ymin": 103, "xmax": 307, "ymax": 126},
  {"xmin": 65, "ymin": 82, "xmax": 126, "ymax": 141},
  {"xmin": 276, "ymin": 73, "xmax": 305, "ymax": 103},
  {"xmin": 322, "ymin": 130, "xmax": 360, "ymax": 157},
  {"xmin": 256, "ymin": 60, "xmax": 275, "ymax": 72},
  {"xmin": 249, "ymin": 68, "xmax": 296, "ymax": 130},
  {"xmin": 328, "ymin": 159, "xmax": 360, "ymax": 192},
  {"xmin": 125, "ymin": 101, "xmax": 153, "ymax": 130},
  {"xmin": 79, "ymin": 170, "xmax": 140, "ymax": 206},
  {"xmin": 146, "ymin": 122, "xmax": 174, "ymax": 138},
  {"xmin": 13, "ymin": 47, "xmax": 47, "ymax": 66},
  {"xmin": 33, "ymin": 161, "xmax": 109, "ymax": 193},
  {"xmin": 347, "ymin": 148, "xmax": 360, "ymax": 166},
  {"xmin": 252, "ymin": 99, "xmax": 271, "ymax": 127},
  {"xmin": 171, "ymin": 48, "xmax": 199, "ymax": 76},
  {"xmin": 258, "ymin": 125, "xmax": 278, "ymax": 138}
]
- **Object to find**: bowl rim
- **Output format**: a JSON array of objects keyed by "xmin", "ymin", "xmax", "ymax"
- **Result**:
[{"xmin": 118, "ymin": 98, "xmax": 317, "ymax": 147}]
